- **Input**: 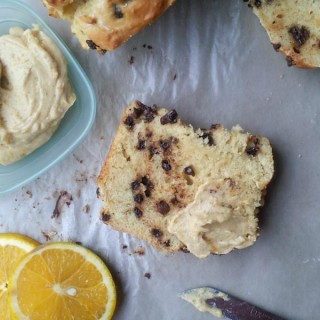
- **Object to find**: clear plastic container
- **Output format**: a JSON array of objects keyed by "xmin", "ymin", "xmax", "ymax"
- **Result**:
[{"xmin": 0, "ymin": 0, "xmax": 96, "ymax": 195}]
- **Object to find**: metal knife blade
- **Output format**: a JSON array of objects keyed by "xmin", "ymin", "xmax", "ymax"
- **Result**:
[{"xmin": 180, "ymin": 287, "xmax": 285, "ymax": 320}]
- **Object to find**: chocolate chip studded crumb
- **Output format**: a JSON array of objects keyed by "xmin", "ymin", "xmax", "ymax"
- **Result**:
[
  {"xmin": 86, "ymin": 39, "xmax": 97, "ymax": 50},
  {"xmin": 151, "ymin": 228, "xmax": 163, "ymax": 238},
  {"xmin": 162, "ymin": 160, "xmax": 171, "ymax": 171},
  {"xmin": 163, "ymin": 240, "xmax": 171, "ymax": 247},
  {"xmin": 134, "ymin": 193, "xmax": 144, "ymax": 204},
  {"xmin": 184, "ymin": 166, "xmax": 195, "ymax": 176},
  {"xmin": 246, "ymin": 136, "xmax": 261, "ymax": 156},
  {"xmin": 124, "ymin": 116, "xmax": 135, "ymax": 128},
  {"xmin": 289, "ymin": 26, "xmax": 310, "ymax": 47},
  {"xmin": 144, "ymin": 272, "xmax": 151, "ymax": 279},
  {"xmin": 137, "ymin": 139, "xmax": 146, "ymax": 150},
  {"xmin": 113, "ymin": 4, "xmax": 124, "ymax": 18},
  {"xmin": 160, "ymin": 110, "xmax": 178, "ymax": 125},
  {"xmin": 134, "ymin": 207, "xmax": 143, "ymax": 218},
  {"xmin": 156, "ymin": 200, "xmax": 170, "ymax": 215},
  {"xmin": 131, "ymin": 180, "xmax": 140, "ymax": 190},
  {"xmin": 272, "ymin": 43, "xmax": 281, "ymax": 51},
  {"xmin": 102, "ymin": 213, "xmax": 111, "ymax": 222}
]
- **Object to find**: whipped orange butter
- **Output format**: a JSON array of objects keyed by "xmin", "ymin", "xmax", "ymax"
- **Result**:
[
  {"xmin": 0, "ymin": 26, "xmax": 76, "ymax": 165},
  {"xmin": 167, "ymin": 178, "xmax": 261, "ymax": 258}
]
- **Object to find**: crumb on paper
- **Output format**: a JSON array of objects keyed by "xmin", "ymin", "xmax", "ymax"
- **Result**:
[
  {"xmin": 77, "ymin": 189, "xmax": 81, "ymax": 198},
  {"xmin": 173, "ymin": 73, "xmax": 177, "ymax": 81},
  {"xmin": 52, "ymin": 191, "xmax": 73, "ymax": 218},
  {"xmin": 144, "ymin": 272, "xmax": 151, "ymax": 279},
  {"xmin": 133, "ymin": 246, "xmax": 145, "ymax": 256},
  {"xmin": 26, "ymin": 190, "xmax": 32, "ymax": 198},
  {"xmin": 128, "ymin": 56, "xmax": 135, "ymax": 64},
  {"xmin": 42, "ymin": 230, "xmax": 58, "ymax": 241},
  {"xmin": 83, "ymin": 204, "xmax": 90, "ymax": 213},
  {"xmin": 73, "ymin": 153, "xmax": 83, "ymax": 164},
  {"xmin": 122, "ymin": 245, "xmax": 128, "ymax": 249}
]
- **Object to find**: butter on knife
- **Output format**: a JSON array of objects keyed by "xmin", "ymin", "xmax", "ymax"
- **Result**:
[{"xmin": 180, "ymin": 287, "xmax": 285, "ymax": 320}]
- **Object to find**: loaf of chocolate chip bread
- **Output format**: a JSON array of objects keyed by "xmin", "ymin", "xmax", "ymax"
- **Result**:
[
  {"xmin": 97, "ymin": 101, "xmax": 274, "ymax": 256},
  {"xmin": 42, "ymin": 0, "xmax": 176, "ymax": 52},
  {"xmin": 248, "ymin": 0, "xmax": 320, "ymax": 68}
]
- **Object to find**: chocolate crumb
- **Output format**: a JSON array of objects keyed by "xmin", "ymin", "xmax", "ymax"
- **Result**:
[
  {"xmin": 160, "ymin": 139, "xmax": 171, "ymax": 151},
  {"xmin": 162, "ymin": 160, "xmax": 172, "ymax": 171},
  {"xmin": 156, "ymin": 200, "xmax": 170, "ymax": 215},
  {"xmin": 173, "ymin": 73, "xmax": 177, "ymax": 80},
  {"xmin": 160, "ymin": 110, "xmax": 178, "ymax": 125},
  {"xmin": 122, "ymin": 245, "xmax": 128, "ymax": 249},
  {"xmin": 134, "ymin": 247, "xmax": 145, "ymax": 256},
  {"xmin": 113, "ymin": 4, "xmax": 124, "ymax": 18},
  {"xmin": 151, "ymin": 228, "xmax": 163, "ymax": 238},
  {"xmin": 163, "ymin": 240, "xmax": 171, "ymax": 247},
  {"xmin": 184, "ymin": 166, "xmax": 195, "ymax": 176},
  {"xmin": 134, "ymin": 207, "xmax": 143, "ymax": 218},
  {"xmin": 128, "ymin": 56, "xmax": 135, "ymax": 64},
  {"xmin": 52, "ymin": 191, "xmax": 73, "ymax": 219},
  {"xmin": 86, "ymin": 39, "xmax": 97, "ymax": 50},
  {"xmin": 147, "ymin": 45, "xmax": 153, "ymax": 50},
  {"xmin": 102, "ymin": 213, "xmax": 111, "ymax": 222},
  {"xmin": 124, "ymin": 116, "xmax": 135, "ymax": 128},
  {"xmin": 134, "ymin": 193, "xmax": 144, "ymax": 204},
  {"xmin": 144, "ymin": 272, "xmax": 151, "ymax": 279},
  {"xmin": 137, "ymin": 139, "xmax": 146, "ymax": 150},
  {"xmin": 131, "ymin": 180, "xmax": 140, "ymax": 190}
]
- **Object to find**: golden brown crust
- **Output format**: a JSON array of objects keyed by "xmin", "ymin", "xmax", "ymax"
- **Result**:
[{"xmin": 42, "ymin": 0, "xmax": 176, "ymax": 51}]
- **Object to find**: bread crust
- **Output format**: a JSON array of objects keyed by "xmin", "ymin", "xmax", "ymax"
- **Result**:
[{"xmin": 42, "ymin": 0, "xmax": 176, "ymax": 51}]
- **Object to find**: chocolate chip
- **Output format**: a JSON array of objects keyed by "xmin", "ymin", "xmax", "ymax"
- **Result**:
[
  {"xmin": 124, "ymin": 116, "xmax": 134, "ymax": 128},
  {"xmin": 96, "ymin": 188, "xmax": 100, "ymax": 198},
  {"xmin": 156, "ymin": 201, "xmax": 170, "ymax": 215},
  {"xmin": 128, "ymin": 56, "xmax": 134, "ymax": 64},
  {"xmin": 134, "ymin": 207, "xmax": 143, "ymax": 218},
  {"xmin": 141, "ymin": 176, "xmax": 154, "ymax": 190},
  {"xmin": 254, "ymin": 0, "xmax": 262, "ymax": 7},
  {"xmin": 184, "ymin": 166, "xmax": 195, "ymax": 176},
  {"xmin": 160, "ymin": 139, "xmax": 171, "ymax": 151},
  {"xmin": 147, "ymin": 45, "xmax": 153, "ymax": 50},
  {"xmin": 122, "ymin": 245, "xmax": 128, "ymax": 249},
  {"xmin": 102, "ymin": 213, "xmax": 111, "ymax": 222},
  {"xmin": 201, "ymin": 131, "xmax": 214, "ymax": 146},
  {"xmin": 272, "ymin": 43, "xmax": 281, "ymax": 51},
  {"xmin": 160, "ymin": 110, "xmax": 178, "ymax": 125},
  {"xmin": 286, "ymin": 56, "xmax": 296, "ymax": 67},
  {"xmin": 151, "ymin": 228, "xmax": 163, "ymax": 238},
  {"xmin": 145, "ymin": 189, "xmax": 151, "ymax": 197},
  {"xmin": 180, "ymin": 246, "xmax": 190, "ymax": 253},
  {"xmin": 289, "ymin": 26, "xmax": 310, "ymax": 47},
  {"xmin": 162, "ymin": 160, "xmax": 171, "ymax": 171},
  {"xmin": 113, "ymin": 5, "xmax": 123, "ymax": 18},
  {"xmin": 246, "ymin": 136, "xmax": 260, "ymax": 157},
  {"xmin": 137, "ymin": 139, "xmax": 146, "ymax": 150},
  {"xmin": 86, "ymin": 40, "xmax": 97, "ymax": 50},
  {"xmin": 163, "ymin": 240, "xmax": 171, "ymax": 247},
  {"xmin": 143, "ymin": 106, "xmax": 157, "ymax": 122},
  {"xmin": 131, "ymin": 180, "xmax": 140, "ymax": 190},
  {"xmin": 148, "ymin": 146, "xmax": 158, "ymax": 157},
  {"xmin": 170, "ymin": 196, "xmax": 179, "ymax": 205},
  {"xmin": 134, "ymin": 193, "xmax": 144, "ymax": 204}
]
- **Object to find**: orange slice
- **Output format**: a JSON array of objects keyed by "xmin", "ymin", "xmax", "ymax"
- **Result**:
[
  {"xmin": 9, "ymin": 242, "xmax": 116, "ymax": 320},
  {"xmin": 0, "ymin": 233, "xmax": 39, "ymax": 320}
]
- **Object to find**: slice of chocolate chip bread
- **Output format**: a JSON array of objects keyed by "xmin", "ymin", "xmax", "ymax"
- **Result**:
[
  {"xmin": 248, "ymin": 0, "xmax": 320, "ymax": 68},
  {"xmin": 42, "ymin": 0, "xmax": 176, "ymax": 52},
  {"xmin": 97, "ymin": 101, "xmax": 274, "ymax": 255}
]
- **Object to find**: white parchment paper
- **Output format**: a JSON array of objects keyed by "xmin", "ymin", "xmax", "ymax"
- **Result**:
[{"xmin": 1, "ymin": 1, "xmax": 319, "ymax": 319}]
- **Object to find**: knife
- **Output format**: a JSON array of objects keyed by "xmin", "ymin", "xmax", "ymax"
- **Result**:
[{"xmin": 180, "ymin": 287, "xmax": 285, "ymax": 320}]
